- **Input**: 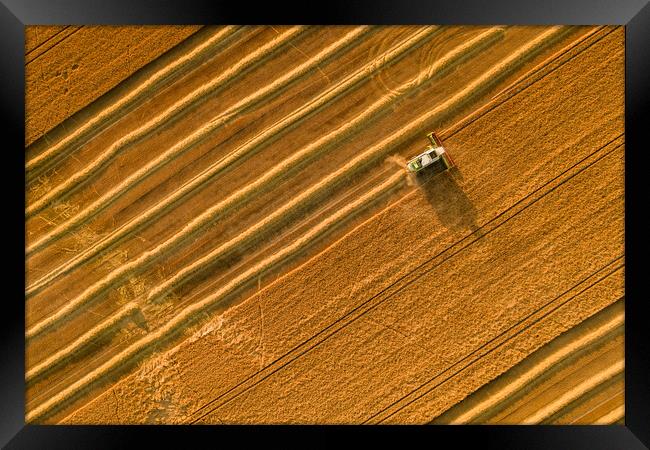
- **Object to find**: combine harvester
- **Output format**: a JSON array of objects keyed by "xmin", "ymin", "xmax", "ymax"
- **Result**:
[{"xmin": 406, "ymin": 132, "xmax": 455, "ymax": 175}]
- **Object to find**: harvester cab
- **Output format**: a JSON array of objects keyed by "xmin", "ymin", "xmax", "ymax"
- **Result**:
[{"xmin": 406, "ymin": 132, "xmax": 455, "ymax": 175}]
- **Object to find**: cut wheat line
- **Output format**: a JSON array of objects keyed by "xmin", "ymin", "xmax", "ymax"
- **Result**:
[
  {"xmin": 26, "ymin": 26, "xmax": 440, "ymax": 297},
  {"xmin": 26, "ymin": 26, "xmax": 307, "ymax": 219},
  {"xmin": 25, "ymin": 27, "xmax": 504, "ymax": 341}
]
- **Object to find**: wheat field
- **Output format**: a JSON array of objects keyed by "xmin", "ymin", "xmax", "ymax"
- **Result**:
[{"xmin": 25, "ymin": 25, "xmax": 624, "ymax": 424}]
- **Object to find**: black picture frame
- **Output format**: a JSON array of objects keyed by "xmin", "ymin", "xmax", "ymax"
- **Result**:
[{"xmin": 3, "ymin": 0, "xmax": 648, "ymax": 448}]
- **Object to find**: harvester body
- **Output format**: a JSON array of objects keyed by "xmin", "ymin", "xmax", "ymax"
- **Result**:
[{"xmin": 406, "ymin": 132, "xmax": 455, "ymax": 174}]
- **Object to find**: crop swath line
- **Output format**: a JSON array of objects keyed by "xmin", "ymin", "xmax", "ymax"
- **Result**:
[
  {"xmin": 26, "ymin": 171, "xmax": 407, "ymax": 422},
  {"xmin": 34, "ymin": 170, "xmax": 404, "ymax": 414},
  {"xmin": 186, "ymin": 26, "xmax": 592, "ymax": 422},
  {"xmin": 25, "ymin": 26, "xmax": 372, "ymax": 256},
  {"xmin": 27, "ymin": 310, "xmax": 156, "ymax": 410},
  {"xmin": 36, "ymin": 25, "xmax": 568, "ymax": 421},
  {"xmin": 369, "ymin": 262, "xmax": 625, "ymax": 423},
  {"xmin": 25, "ymin": 25, "xmax": 241, "ymax": 179},
  {"xmin": 444, "ymin": 25, "xmax": 619, "ymax": 141},
  {"xmin": 594, "ymin": 404, "xmax": 625, "ymax": 424},
  {"xmin": 569, "ymin": 387, "xmax": 625, "ymax": 424},
  {"xmin": 25, "ymin": 26, "xmax": 503, "ymax": 341},
  {"xmin": 166, "ymin": 164, "xmax": 399, "ymax": 320},
  {"xmin": 188, "ymin": 133, "xmax": 622, "ymax": 423},
  {"xmin": 26, "ymin": 25, "xmax": 372, "ymax": 256},
  {"xmin": 26, "ymin": 25, "xmax": 441, "ymax": 298},
  {"xmin": 25, "ymin": 25, "xmax": 309, "ymax": 220},
  {"xmin": 520, "ymin": 359, "xmax": 624, "ymax": 424},
  {"xmin": 488, "ymin": 25, "xmax": 607, "ymax": 102},
  {"xmin": 437, "ymin": 303, "xmax": 624, "ymax": 424},
  {"xmin": 535, "ymin": 365, "xmax": 624, "ymax": 425},
  {"xmin": 26, "ymin": 302, "xmax": 139, "ymax": 384},
  {"xmin": 510, "ymin": 351, "xmax": 624, "ymax": 425}
]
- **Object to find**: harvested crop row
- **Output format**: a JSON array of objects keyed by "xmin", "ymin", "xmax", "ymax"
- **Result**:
[
  {"xmin": 26, "ymin": 302, "xmax": 139, "ymax": 383},
  {"xmin": 26, "ymin": 26, "xmax": 308, "ymax": 219},
  {"xmin": 195, "ymin": 141, "xmax": 623, "ymax": 425},
  {"xmin": 26, "ymin": 27, "xmax": 370, "ymax": 252},
  {"xmin": 26, "ymin": 170, "xmax": 406, "ymax": 422},
  {"xmin": 174, "ymin": 29, "xmax": 623, "ymax": 424},
  {"xmin": 26, "ymin": 26, "xmax": 440, "ymax": 297},
  {"xmin": 439, "ymin": 304, "xmax": 624, "ymax": 424},
  {"xmin": 522, "ymin": 360, "xmax": 623, "ymax": 424},
  {"xmin": 594, "ymin": 406, "xmax": 624, "ymax": 424},
  {"xmin": 27, "ymin": 26, "xmax": 618, "ymax": 425},
  {"xmin": 26, "ymin": 26, "xmax": 507, "ymax": 339},
  {"xmin": 50, "ymin": 25, "xmax": 568, "ymax": 426},
  {"xmin": 25, "ymin": 25, "xmax": 203, "ymax": 146},
  {"xmin": 26, "ymin": 26, "xmax": 241, "ymax": 178}
]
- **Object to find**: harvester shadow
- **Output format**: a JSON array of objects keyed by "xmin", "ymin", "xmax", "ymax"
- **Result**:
[{"xmin": 414, "ymin": 167, "xmax": 481, "ymax": 235}]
